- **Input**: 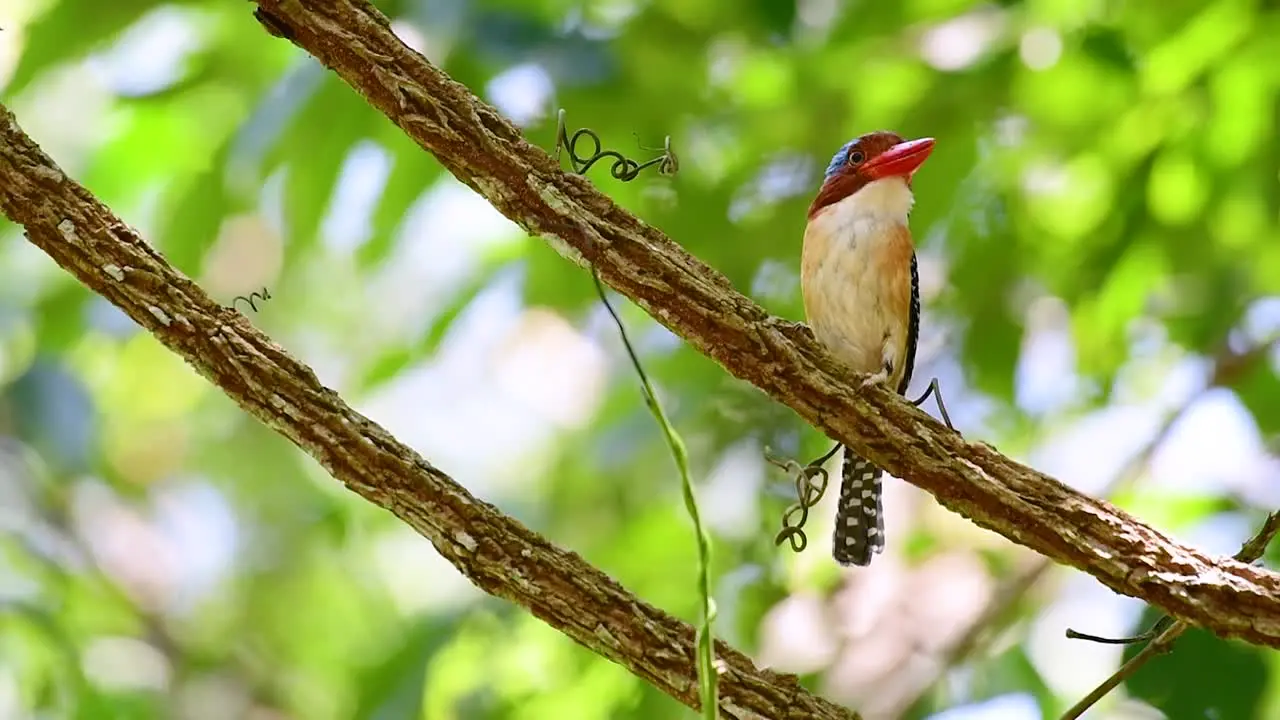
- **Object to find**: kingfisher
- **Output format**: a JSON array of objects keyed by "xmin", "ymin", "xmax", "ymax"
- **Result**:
[{"xmin": 801, "ymin": 131, "xmax": 935, "ymax": 566}]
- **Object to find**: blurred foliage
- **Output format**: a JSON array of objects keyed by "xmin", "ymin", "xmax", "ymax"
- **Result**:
[{"xmin": 2, "ymin": 0, "xmax": 1280, "ymax": 719}]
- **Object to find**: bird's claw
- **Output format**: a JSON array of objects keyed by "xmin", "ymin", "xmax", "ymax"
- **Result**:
[
  {"xmin": 775, "ymin": 320, "xmax": 816, "ymax": 345},
  {"xmin": 909, "ymin": 377, "xmax": 956, "ymax": 431},
  {"xmin": 860, "ymin": 369, "xmax": 890, "ymax": 389}
]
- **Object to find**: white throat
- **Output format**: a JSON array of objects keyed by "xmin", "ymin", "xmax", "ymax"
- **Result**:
[{"xmin": 824, "ymin": 177, "xmax": 914, "ymax": 239}]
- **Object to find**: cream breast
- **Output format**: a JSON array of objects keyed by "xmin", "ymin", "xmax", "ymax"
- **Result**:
[{"xmin": 801, "ymin": 177, "xmax": 915, "ymax": 383}]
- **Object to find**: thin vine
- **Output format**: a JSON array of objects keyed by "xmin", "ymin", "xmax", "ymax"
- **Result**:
[
  {"xmin": 231, "ymin": 287, "xmax": 273, "ymax": 314},
  {"xmin": 553, "ymin": 110, "xmax": 718, "ymax": 719}
]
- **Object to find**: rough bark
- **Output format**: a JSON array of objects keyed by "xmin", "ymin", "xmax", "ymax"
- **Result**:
[
  {"xmin": 0, "ymin": 106, "xmax": 852, "ymax": 720},
  {"xmin": 243, "ymin": 0, "xmax": 1280, "ymax": 647}
]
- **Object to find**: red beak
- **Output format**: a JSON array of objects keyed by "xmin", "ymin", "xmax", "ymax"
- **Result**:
[{"xmin": 862, "ymin": 137, "xmax": 936, "ymax": 180}]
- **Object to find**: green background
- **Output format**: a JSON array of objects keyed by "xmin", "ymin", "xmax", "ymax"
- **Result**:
[{"xmin": 2, "ymin": 0, "xmax": 1279, "ymax": 718}]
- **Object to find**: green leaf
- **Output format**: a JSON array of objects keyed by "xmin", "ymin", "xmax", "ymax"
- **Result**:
[
  {"xmin": 7, "ymin": 0, "xmax": 199, "ymax": 96},
  {"xmin": 8, "ymin": 358, "xmax": 97, "ymax": 474},
  {"xmin": 1229, "ymin": 362, "xmax": 1280, "ymax": 436},
  {"xmin": 356, "ymin": 128, "xmax": 442, "ymax": 270},
  {"xmin": 947, "ymin": 192, "xmax": 1023, "ymax": 401},
  {"xmin": 268, "ymin": 74, "xmax": 373, "ymax": 260},
  {"xmin": 32, "ymin": 283, "xmax": 91, "ymax": 354},
  {"xmin": 927, "ymin": 646, "xmax": 1053, "ymax": 717},
  {"xmin": 354, "ymin": 615, "xmax": 462, "ymax": 720},
  {"xmin": 357, "ymin": 249, "xmax": 524, "ymax": 392},
  {"xmin": 1081, "ymin": 27, "xmax": 1139, "ymax": 73},
  {"xmin": 1124, "ymin": 614, "xmax": 1266, "ymax": 720},
  {"xmin": 154, "ymin": 147, "xmax": 239, "ymax": 274},
  {"xmin": 749, "ymin": 0, "xmax": 796, "ymax": 35},
  {"xmin": 72, "ymin": 690, "xmax": 162, "ymax": 720},
  {"xmin": 522, "ymin": 243, "xmax": 598, "ymax": 311}
]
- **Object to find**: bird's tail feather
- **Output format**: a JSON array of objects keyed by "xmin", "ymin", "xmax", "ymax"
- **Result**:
[{"xmin": 831, "ymin": 448, "xmax": 885, "ymax": 566}]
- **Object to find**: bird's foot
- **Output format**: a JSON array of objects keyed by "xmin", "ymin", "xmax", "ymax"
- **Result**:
[
  {"xmin": 775, "ymin": 319, "xmax": 816, "ymax": 344},
  {"xmin": 909, "ymin": 377, "xmax": 955, "ymax": 430},
  {"xmin": 860, "ymin": 368, "xmax": 890, "ymax": 389}
]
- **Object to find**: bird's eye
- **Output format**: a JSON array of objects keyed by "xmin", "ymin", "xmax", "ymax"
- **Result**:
[{"xmin": 848, "ymin": 151, "xmax": 865, "ymax": 165}]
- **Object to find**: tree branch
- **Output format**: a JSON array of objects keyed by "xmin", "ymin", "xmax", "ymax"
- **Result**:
[
  {"xmin": 247, "ymin": 0, "xmax": 1280, "ymax": 647},
  {"xmin": 0, "ymin": 106, "xmax": 853, "ymax": 720},
  {"xmin": 1060, "ymin": 510, "xmax": 1280, "ymax": 720}
]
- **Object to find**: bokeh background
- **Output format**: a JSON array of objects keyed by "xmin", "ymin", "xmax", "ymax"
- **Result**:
[{"xmin": 2, "ymin": 0, "xmax": 1280, "ymax": 718}]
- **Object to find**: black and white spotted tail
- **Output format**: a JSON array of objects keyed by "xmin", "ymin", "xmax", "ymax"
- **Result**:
[{"xmin": 831, "ymin": 450, "xmax": 885, "ymax": 566}]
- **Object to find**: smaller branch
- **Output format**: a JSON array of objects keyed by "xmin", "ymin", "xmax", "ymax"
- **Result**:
[
  {"xmin": 887, "ymin": 327, "xmax": 1277, "ymax": 717},
  {"xmin": 1064, "ymin": 621, "xmax": 1167, "ymax": 646},
  {"xmin": 1060, "ymin": 328, "xmax": 1280, "ymax": 654},
  {"xmin": 1059, "ymin": 618, "xmax": 1185, "ymax": 720},
  {"xmin": 1236, "ymin": 515, "xmax": 1280, "ymax": 565},
  {"xmin": 1060, "ymin": 511, "xmax": 1280, "ymax": 720},
  {"xmin": 899, "ymin": 394, "xmax": 1196, "ymax": 701}
]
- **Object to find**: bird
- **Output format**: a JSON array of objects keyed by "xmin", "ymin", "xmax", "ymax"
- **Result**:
[{"xmin": 800, "ymin": 131, "xmax": 935, "ymax": 566}]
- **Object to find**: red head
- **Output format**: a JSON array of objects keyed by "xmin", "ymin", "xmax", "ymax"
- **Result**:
[{"xmin": 808, "ymin": 132, "xmax": 935, "ymax": 219}]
